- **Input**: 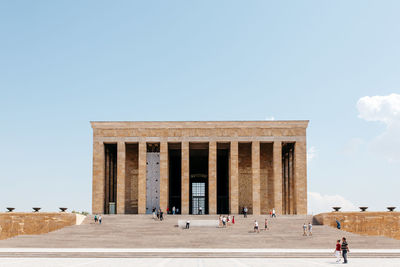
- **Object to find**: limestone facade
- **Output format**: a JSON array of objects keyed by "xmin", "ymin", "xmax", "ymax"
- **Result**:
[{"xmin": 91, "ymin": 121, "xmax": 308, "ymax": 215}]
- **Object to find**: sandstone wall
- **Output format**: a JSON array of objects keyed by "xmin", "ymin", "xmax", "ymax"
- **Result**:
[
  {"xmin": 0, "ymin": 213, "xmax": 78, "ymax": 240},
  {"xmin": 314, "ymin": 212, "xmax": 400, "ymax": 240}
]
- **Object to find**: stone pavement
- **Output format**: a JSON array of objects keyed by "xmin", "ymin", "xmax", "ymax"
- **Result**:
[
  {"xmin": 0, "ymin": 257, "xmax": 400, "ymax": 267},
  {"xmin": 0, "ymin": 215, "xmax": 399, "ymax": 258}
]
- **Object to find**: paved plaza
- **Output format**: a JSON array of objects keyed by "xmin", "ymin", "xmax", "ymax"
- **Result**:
[
  {"xmin": 1, "ymin": 257, "xmax": 400, "ymax": 267},
  {"xmin": 1, "ymin": 215, "xmax": 400, "ymax": 250}
]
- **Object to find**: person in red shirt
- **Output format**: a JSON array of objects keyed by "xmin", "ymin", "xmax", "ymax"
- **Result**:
[{"xmin": 334, "ymin": 240, "xmax": 341, "ymax": 262}]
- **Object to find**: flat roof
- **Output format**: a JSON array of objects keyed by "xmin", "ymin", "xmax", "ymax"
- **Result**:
[{"xmin": 91, "ymin": 120, "xmax": 309, "ymax": 129}]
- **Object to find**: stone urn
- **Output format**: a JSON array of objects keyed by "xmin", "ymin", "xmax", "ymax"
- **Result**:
[
  {"xmin": 32, "ymin": 207, "xmax": 41, "ymax": 212},
  {"xmin": 59, "ymin": 207, "xmax": 68, "ymax": 212},
  {"xmin": 387, "ymin": 207, "xmax": 396, "ymax": 212},
  {"xmin": 6, "ymin": 207, "xmax": 15, "ymax": 212},
  {"xmin": 359, "ymin": 207, "xmax": 368, "ymax": 212},
  {"xmin": 332, "ymin": 207, "xmax": 341, "ymax": 212}
]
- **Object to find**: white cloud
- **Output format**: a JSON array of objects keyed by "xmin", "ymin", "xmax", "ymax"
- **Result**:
[
  {"xmin": 307, "ymin": 146, "xmax": 317, "ymax": 162},
  {"xmin": 308, "ymin": 192, "xmax": 357, "ymax": 214},
  {"xmin": 357, "ymin": 93, "xmax": 400, "ymax": 162},
  {"xmin": 265, "ymin": 116, "xmax": 275, "ymax": 121}
]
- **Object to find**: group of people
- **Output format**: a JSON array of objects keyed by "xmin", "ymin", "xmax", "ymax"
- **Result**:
[
  {"xmin": 152, "ymin": 208, "xmax": 164, "ymax": 221},
  {"xmin": 219, "ymin": 214, "xmax": 234, "ymax": 227},
  {"xmin": 242, "ymin": 207, "xmax": 277, "ymax": 218},
  {"xmin": 302, "ymin": 222, "xmax": 312, "ymax": 236},
  {"xmin": 253, "ymin": 218, "xmax": 269, "ymax": 233},
  {"xmin": 93, "ymin": 214, "xmax": 102, "ymax": 224},
  {"xmin": 334, "ymin": 237, "xmax": 350, "ymax": 263}
]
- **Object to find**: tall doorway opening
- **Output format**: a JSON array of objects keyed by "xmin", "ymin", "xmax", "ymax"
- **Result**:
[
  {"xmin": 168, "ymin": 143, "xmax": 181, "ymax": 213},
  {"xmin": 217, "ymin": 143, "xmax": 230, "ymax": 214},
  {"xmin": 189, "ymin": 143, "xmax": 208, "ymax": 214}
]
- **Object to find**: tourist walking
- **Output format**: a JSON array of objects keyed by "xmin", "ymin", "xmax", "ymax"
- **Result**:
[
  {"xmin": 341, "ymin": 237, "xmax": 350, "ymax": 264},
  {"xmin": 243, "ymin": 206, "xmax": 248, "ymax": 218},
  {"xmin": 94, "ymin": 214, "xmax": 98, "ymax": 223},
  {"xmin": 232, "ymin": 215, "xmax": 235, "ymax": 224},
  {"xmin": 160, "ymin": 209, "xmax": 164, "ymax": 221},
  {"xmin": 222, "ymin": 216, "xmax": 227, "ymax": 228},
  {"xmin": 152, "ymin": 208, "xmax": 156, "ymax": 220},
  {"xmin": 199, "ymin": 206, "xmax": 203, "ymax": 215},
  {"xmin": 264, "ymin": 218, "xmax": 268, "ymax": 230},
  {"xmin": 308, "ymin": 222, "xmax": 312, "ymax": 236},
  {"xmin": 303, "ymin": 223, "xmax": 307, "ymax": 236},
  {"xmin": 254, "ymin": 220, "xmax": 259, "ymax": 233},
  {"xmin": 334, "ymin": 240, "xmax": 341, "ymax": 263},
  {"xmin": 98, "ymin": 215, "xmax": 102, "ymax": 224},
  {"xmin": 185, "ymin": 220, "xmax": 190, "ymax": 229},
  {"xmin": 172, "ymin": 206, "xmax": 176, "ymax": 215},
  {"xmin": 272, "ymin": 208, "xmax": 276, "ymax": 218},
  {"xmin": 219, "ymin": 215, "xmax": 222, "ymax": 227}
]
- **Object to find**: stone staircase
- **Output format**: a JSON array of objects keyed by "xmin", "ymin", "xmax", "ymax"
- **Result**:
[{"xmin": 0, "ymin": 214, "xmax": 399, "ymax": 257}]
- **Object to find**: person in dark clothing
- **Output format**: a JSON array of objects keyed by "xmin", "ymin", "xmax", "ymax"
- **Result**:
[
  {"xmin": 336, "ymin": 219, "xmax": 341, "ymax": 229},
  {"xmin": 341, "ymin": 237, "xmax": 350, "ymax": 264}
]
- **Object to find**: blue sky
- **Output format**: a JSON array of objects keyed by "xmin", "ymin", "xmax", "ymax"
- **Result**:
[{"xmin": 1, "ymin": 1, "xmax": 399, "ymax": 213}]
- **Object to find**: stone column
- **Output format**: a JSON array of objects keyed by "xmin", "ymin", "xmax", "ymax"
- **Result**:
[
  {"xmin": 208, "ymin": 141, "xmax": 217, "ymax": 214},
  {"xmin": 138, "ymin": 142, "xmax": 147, "ymax": 214},
  {"xmin": 289, "ymin": 148, "xmax": 294, "ymax": 214},
  {"xmin": 181, "ymin": 141, "xmax": 189, "ymax": 214},
  {"xmin": 229, "ymin": 141, "xmax": 239, "ymax": 214},
  {"xmin": 295, "ymin": 141, "xmax": 307, "ymax": 214},
  {"xmin": 273, "ymin": 141, "xmax": 283, "ymax": 215},
  {"xmin": 159, "ymin": 141, "xmax": 169, "ymax": 211},
  {"xmin": 116, "ymin": 142, "xmax": 126, "ymax": 214},
  {"xmin": 284, "ymin": 153, "xmax": 289, "ymax": 214},
  {"xmin": 252, "ymin": 141, "xmax": 261, "ymax": 215},
  {"xmin": 92, "ymin": 141, "xmax": 105, "ymax": 214}
]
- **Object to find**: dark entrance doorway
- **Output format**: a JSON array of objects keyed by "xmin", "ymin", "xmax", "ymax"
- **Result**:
[
  {"xmin": 191, "ymin": 181, "xmax": 206, "ymax": 214},
  {"xmin": 189, "ymin": 143, "xmax": 208, "ymax": 214},
  {"xmin": 217, "ymin": 143, "xmax": 230, "ymax": 214},
  {"xmin": 168, "ymin": 143, "xmax": 181, "ymax": 214}
]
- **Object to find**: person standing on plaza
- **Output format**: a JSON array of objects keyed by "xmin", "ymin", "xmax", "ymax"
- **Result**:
[
  {"xmin": 199, "ymin": 206, "xmax": 203, "ymax": 215},
  {"xmin": 303, "ymin": 223, "xmax": 307, "ymax": 236},
  {"xmin": 172, "ymin": 206, "xmax": 176, "ymax": 215},
  {"xmin": 152, "ymin": 208, "xmax": 156, "ymax": 220},
  {"xmin": 94, "ymin": 214, "xmax": 98, "ymax": 223},
  {"xmin": 341, "ymin": 237, "xmax": 350, "ymax": 264},
  {"xmin": 98, "ymin": 215, "xmax": 102, "ymax": 225},
  {"xmin": 334, "ymin": 240, "xmax": 341, "ymax": 263},
  {"xmin": 222, "ymin": 216, "xmax": 227, "ymax": 228},
  {"xmin": 243, "ymin": 206, "xmax": 248, "ymax": 218},
  {"xmin": 308, "ymin": 222, "xmax": 313, "ymax": 236},
  {"xmin": 264, "ymin": 218, "xmax": 268, "ymax": 230},
  {"xmin": 185, "ymin": 220, "xmax": 190, "ymax": 229},
  {"xmin": 160, "ymin": 209, "xmax": 164, "ymax": 221},
  {"xmin": 272, "ymin": 208, "xmax": 276, "ymax": 218},
  {"xmin": 254, "ymin": 220, "xmax": 259, "ymax": 233},
  {"xmin": 232, "ymin": 215, "xmax": 235, "ymax": 224}
]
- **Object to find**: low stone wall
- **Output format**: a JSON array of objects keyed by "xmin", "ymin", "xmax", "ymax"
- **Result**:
[
  {"xmin": 314, "ymin": 212, "xmax": 400, "ymax": 240},
  {"xmin": 0, "ymin": 213, "xmax": 80, "ymax": 240}
]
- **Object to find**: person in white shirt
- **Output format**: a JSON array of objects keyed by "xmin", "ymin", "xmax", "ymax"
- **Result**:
[{"xmin": 254, "ymin": 220, "xmax": 259, "ymax": 233}]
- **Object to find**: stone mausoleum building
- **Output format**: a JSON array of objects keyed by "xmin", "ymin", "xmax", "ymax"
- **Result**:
[{"xmin": 91, "ymin": 121, "xmax": 308, "ymax": 215}]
